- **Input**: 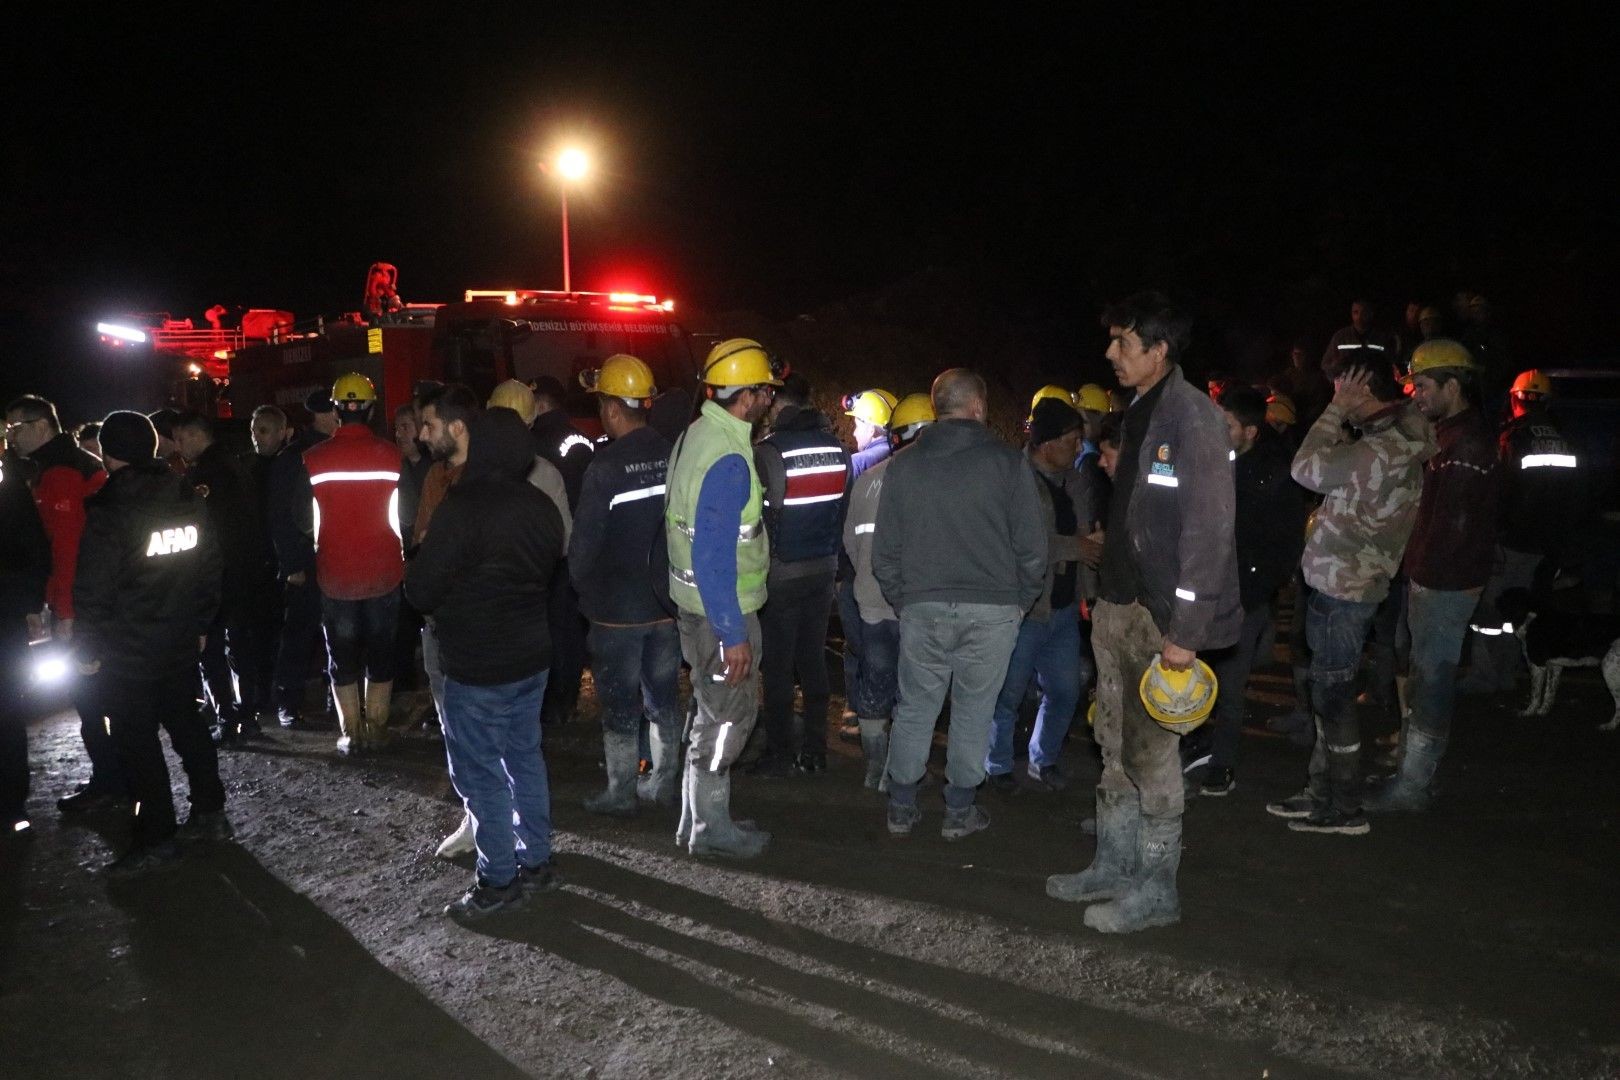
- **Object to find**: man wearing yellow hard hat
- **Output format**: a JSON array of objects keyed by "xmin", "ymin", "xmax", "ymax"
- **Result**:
[
  {"xmin": 569, "ymin": 355, "xmax": 683, "ymax": 816},
  {"xmin": 666, "ymin": 338, "xmax": 782, "ymax": 858},
  {"xmin": 844, "ymin": 388, "xmax": 897, "ymax": 478},
  {"xmin": 1366, "ymin": 340, "xmax": 1501, "ymax": 814}
]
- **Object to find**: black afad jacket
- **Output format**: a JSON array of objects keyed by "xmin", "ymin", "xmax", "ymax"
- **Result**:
[
  {"xmin": 72, "ymin": 460, "xmax": 222, "ymax": 681},
  {"xmin": 1122, "ymin": 369, "xmax": 1242, "ymax": 651}
]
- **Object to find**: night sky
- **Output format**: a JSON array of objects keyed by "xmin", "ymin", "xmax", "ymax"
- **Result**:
[{"xmin": 3, "ymin": 8, "xmax": 1615, "ymax": 416}]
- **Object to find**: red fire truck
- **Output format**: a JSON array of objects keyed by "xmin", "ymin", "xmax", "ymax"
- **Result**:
[{"xmin": 108, "ymin": 288, "xmax": 702, "ymax": 431}]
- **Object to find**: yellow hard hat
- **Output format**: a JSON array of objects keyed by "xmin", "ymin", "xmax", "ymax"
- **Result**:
[
  {"xmin": 1265, "ymin": 391, "xmax": 1297, "ymax": 426},
  {"xmin": 1405, "ymin": 338, "xmax": 1477, "ymax": 381},
  {"xmin": 1138, "ymin": 655, "xmax": 1219, "ymax": 735},
  {"xmin": 1510, "ymin": 369, "xmax": 1552, "ymax": 400},
  {"xmin": 1028, "ymin": 385, "xmax": 1076, "ymax": 419},
  {"xmin": 1074, "ymin": 384, "xmax": 1111, "ymax": 413},
  {"xmin": 580, "ymin": 354, "xmax": 657, "ymax": 402},
  {"xmin": 702, "ymin": 338, "xmax": 784, "ymax": 388},
  {"xmin": 488, "ymin": 379, "xmax": 538, "ymax": 425},
  {"xmin": 331, "ymin": 372, "xmax": 377, "ymax": 408},
  {"xmin": 843, "ymin": 388, "xmax": 897, "ymax": 427},
  {"xmin": 889, "ymin": 392, "xmax": 935, "ymax": 434}
]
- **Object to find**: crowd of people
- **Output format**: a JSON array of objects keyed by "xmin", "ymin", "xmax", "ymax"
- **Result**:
[{"xmin": 0, "ymin": 288, "xmax": 1600, "ymax": 932}]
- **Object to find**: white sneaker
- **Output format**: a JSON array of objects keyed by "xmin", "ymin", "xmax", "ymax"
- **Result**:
[{"xmin": 435, "ymin": 813, "xmax": 475, "ymax": 859}]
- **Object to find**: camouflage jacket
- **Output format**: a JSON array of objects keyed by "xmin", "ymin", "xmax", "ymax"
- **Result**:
[{"xmin": 1290, "ymin": 400, "xmax": 1436, "ymax": 603}]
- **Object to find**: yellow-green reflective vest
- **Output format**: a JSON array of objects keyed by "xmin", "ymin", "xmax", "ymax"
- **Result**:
[{"xmin": 665, "ymin": 400, "xmax": 769, "ymax": 616}]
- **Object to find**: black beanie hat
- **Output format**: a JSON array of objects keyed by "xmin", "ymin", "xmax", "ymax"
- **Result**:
[
  {"xmin": 99, "ymin": 410, "xmax": 159, "ymax": 463},
  {"xmin": 1028, "ymin": 397, "xmax": 1081, "ymax": 447}
]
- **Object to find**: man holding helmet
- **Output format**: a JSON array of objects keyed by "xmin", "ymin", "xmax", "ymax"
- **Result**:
[
  {"xmin": 1045, "ymin": 291, "xmax": 1240, "ymax": 934},
  {"xmin": 666, "ymin": 339, "xmax": 782, "ymax": 858},
  {"xmin": 301, "ymin": 373, "xmax": 405, "ymax": 756},
  {"xmin": 570, "ymin": 355, "xmax": 680, "ymax": 815}
]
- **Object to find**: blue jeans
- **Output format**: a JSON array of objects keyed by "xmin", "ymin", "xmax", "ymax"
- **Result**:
[
  {"xmin": 986, "ymin": 603, "xmax": 1088, "ymax": 774},
  {"xmin": 587, "ymin": 621, "xmax": 682, "ymax": 737},
  {"xmin": 441, "ymin": 670, "xmax": 552, "ymax": 886},
  {"xmin": 1404, "ymin": 583, "xmax": 1480, "ymax": 742},
  {"xmin": 887, "ymin": 602, "xmax": 1022, "ymax": 802},
  {"xmin": 849, "ymin": 617, "xmax": 900, "ymax": 720},
  {"xmin": 1305, "ymin": 591, "xmax": 1380, "ymax": 814}
]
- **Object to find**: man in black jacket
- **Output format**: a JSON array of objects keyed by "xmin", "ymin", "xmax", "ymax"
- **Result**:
[
  {"xmin": 1199, "ymin": 385, "xmax": 1306, "ymax": 796},
  {"xmin": 873, "ymin": 369, "xmax": 1047, "ymax": 841},
  {"xmin": 570, "ymin": 355, "xmax": 679, "ymax": 816},
  {"xmin": 175, "ymin": 411, "xmax": 272, "ymax": 741},
  {"xmin": 407, "ymin": 409, "xmax": 567, "ymax": 920},
  {"xmin": 1046, "ymin": 292, "xmax": 1240, "ymax": 935},
  {"xmin": 263, "ymin": 396, "xmax": 330, "ymax": 728},
  {"xmin": 74, "ymin": 412, "xmax": 227, "ymax": 875},
  {"xmin": 530, "ymin": 376, "xmax": 593, "ymax": 726},
  {"xmin": 1, "ymin": 451, "xmax": 51, "ymax": 835},
  {"xmin": 751, "ymin": 373, "xmax": 852, "ymax": 777}
]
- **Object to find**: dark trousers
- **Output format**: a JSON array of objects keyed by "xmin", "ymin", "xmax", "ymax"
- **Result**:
[
  {"xmin": 393, "ymin": 597, "xmax": 424, "ymax": 691},
  {"xmin": 837, "ymin": 579, "xmax": 862, "ymax": 710},
  {"xmin": 1, "ymin": 621, "xmax": 29, "ymax": 819},
  {"xmin": 274, "ymin": 577, "xmax": 324, "ymax": 713},
  {"xmin": 72, "ymin": 675, "xmax": 124, "ymax": 794},
  {"xmin": 760, "ymin": 569, "xmax": 836, "ymax": 759},
  {"xmin": 201, "ymin": 611, "xmax": 270, "ymax": 721},
  {"xmin": 106, "ymin": 670, "xmax": 226, "ymax": 847},
  {"xmin": 543, "ymin": 561, "xmax": 586, "ymax": 723},
  {"xmin": 1206, "ymin": 604, "xmax": 1273, "ymax": 771},
  {"xmin": 321, "ymin": 587, "xmax": 401, "ymax": 686},
  {"xmin": 1305, "ymin": 591, "xmax": 1380, "ymax": 815}
]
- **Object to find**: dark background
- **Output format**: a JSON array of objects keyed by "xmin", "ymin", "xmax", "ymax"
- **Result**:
[{"xmin": 3, "ymin": 7, "xmax": 1616, "ymax": 421}]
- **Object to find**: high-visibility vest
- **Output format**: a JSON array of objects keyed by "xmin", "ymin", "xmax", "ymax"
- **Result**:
[
  {"xmin": 665, "ymin": 400, "xmax": 768, "ymax": 617},
  {"xmin": 303, "ymin": 423, "xmax": 403, "ymax": 600},
  {"xmin": 759, "ymin": 423, "xmax": 849, "ymax": 563}
]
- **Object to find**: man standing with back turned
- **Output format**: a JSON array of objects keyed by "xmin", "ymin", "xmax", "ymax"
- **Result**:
[
  {"xmin": 873, "ymin": 368, "xmax": 1047, "ymax": 842},
  {"xmin": 1046, "ymin": 292, "xmax": 1240, "ymax": 934}
]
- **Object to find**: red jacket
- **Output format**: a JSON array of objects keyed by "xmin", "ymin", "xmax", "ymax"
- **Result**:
[
  {"xmin": 27, "ymin": 433, "xmax": 107, "ymax": 620},
  {"xmin": 303, "ymin": 424, "xmax": 404, "ymax": 600}
]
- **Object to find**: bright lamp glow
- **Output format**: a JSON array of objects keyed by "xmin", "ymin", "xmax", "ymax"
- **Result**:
[
  {"xmin": 556, "ymin": 147, "xmax": 590, "ymax": 182},
  {"xmin": 97, "ymin": 322, "xmax": 147, "ymax": 344},
  {"xmin": 33, "ymin": 656, "xmax": 69, "ymax": 684}
]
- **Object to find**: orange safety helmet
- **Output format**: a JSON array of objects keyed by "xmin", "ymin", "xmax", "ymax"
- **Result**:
[{"xmin": 1510, "ymin": 369, "xmax": 1553, "ymax": 401}]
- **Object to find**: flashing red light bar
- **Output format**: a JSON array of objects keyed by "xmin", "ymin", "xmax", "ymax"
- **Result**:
[
  {"xmin": 97, "ymin": 322, "xmax": 147, "ymax": 344},
  {"xmin": 463, "ymin": 289, "xmax": 674, "ymax": 313}
]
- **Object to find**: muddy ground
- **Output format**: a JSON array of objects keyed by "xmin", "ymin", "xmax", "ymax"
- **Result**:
[{"xmin": 2, "ymin": 646, "xmax": 1618, "ymax": 1079}]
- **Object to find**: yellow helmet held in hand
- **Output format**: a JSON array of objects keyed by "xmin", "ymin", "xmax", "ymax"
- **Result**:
[
  {"xmin": 1510, "ymin": 369, "xmax": 1552, "ymax": 401},
  {"xmin": 1405, "ymin": 339, "xmax": 1477, "ymax": 381},
  {"xmin": 580, "ymin": 354, "xmax": 658, "ymax": 402},
  {"xmin": 843, "ymin": 388, "xmax": 898, "ymax": 427},
  {"xmin": 1074, "ymin": 384, "xmax": 1111, "ymax": 413},
  {"xmin": 1139, "ymin": 654, "xmax": 1219, "ymax": 735},
  {"xmin": 702, "ymin": 338, "xmax": 784, "ymax": 388},
  {"xmin": 331, "ymin": 372, "xmax": 377, "ymax": 410}
]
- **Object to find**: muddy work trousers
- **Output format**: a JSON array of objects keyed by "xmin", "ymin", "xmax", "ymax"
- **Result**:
[
  {"xmin": 1091, "ymin": 601, "xmax": 1183, "ymax": 822},
  {"xmin": 678, "ymin": 611, "xmax": 762, "ymax": 775}
]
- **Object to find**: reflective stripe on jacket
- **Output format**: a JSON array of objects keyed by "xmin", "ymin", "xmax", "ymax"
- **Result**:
[{"xmin": 303, "ymin": 423, "xmax": 404, "ymax": 600}]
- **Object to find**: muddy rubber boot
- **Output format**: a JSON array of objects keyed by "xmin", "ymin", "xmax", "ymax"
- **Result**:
[
  {"xmin": 334, "ymin": 683, "xmax": 366, "ymax": 756},
  {"xmin": 674, "ymin": 764, "xmax": 695, "ymax": 849},
  {"xmin": 1364, "ymin": 729, "xmax": 1444, "ymax": 813},
  {"xmin": 364, "ymin": 679, "xmax": 393, "ymax": 748},
  {"xmin": 638, "ymin": 725, "xmax": 681, "ymax": 808},
  {"xmin": 583, "ymin": 730, "xmax": 640, "ymax": 816},
  {"xmin": 688, "ymin": 769, "xmax": 770, "ymax": 859},
  {"xmin": 858, "ymin": 719, "xmax": 889, "ymax": 791},
  {"xmin": 1083, "ymin": 816, "xmax": 1182, "ymax": 934},
  {"xmin": 1047, "ymin": 789, "xmax": 1141, "ymax": 902}
]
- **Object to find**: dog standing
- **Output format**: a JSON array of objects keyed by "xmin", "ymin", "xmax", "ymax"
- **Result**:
[{"xmin": 1495, "ymin": 588, "xmax": 1620, "ymax": 731}]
